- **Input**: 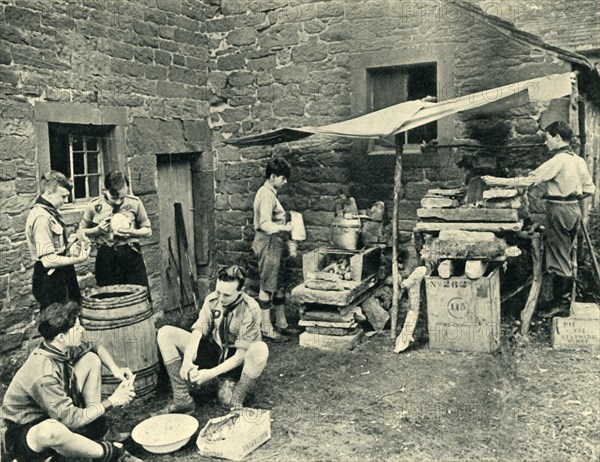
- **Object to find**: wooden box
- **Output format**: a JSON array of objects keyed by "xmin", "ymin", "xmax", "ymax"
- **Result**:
[
  {"xmin": 302, "ymin": 245, "xmax": 383, "ymax": 282},
  {"xmin": 551, "ymin": 303, "xmax": 600, "ymax": 350},
  {"xmin": 425, "ymin": 268, "xmax": 501, "ymax": 353}
]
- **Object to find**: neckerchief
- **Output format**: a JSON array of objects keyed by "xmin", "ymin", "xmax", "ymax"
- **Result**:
[
  {"xmin": 39, "ymin": 341, "xmax": 79, "ymax": 400},
  {"xmin": 217, "ymin": 293, "xmax": 243, "ymax": 362},
  {"xmin": 104, "ymin": 192, "xmax": 122, "ymax": 214},
  {"xmin": 34, "ymin": 196, "xmax": 68, "ymax": 247}
]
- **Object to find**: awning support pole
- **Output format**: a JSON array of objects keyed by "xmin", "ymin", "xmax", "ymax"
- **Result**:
[{"xmin": 391, "ymin": 144, "xmax": 403, "ymax": 340}]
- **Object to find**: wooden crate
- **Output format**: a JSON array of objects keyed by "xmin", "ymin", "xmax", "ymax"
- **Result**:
[
  {"xmin": 302, "ymin": 245, "xmax": 383, "ymax": 282},
  {"xmin": 551, "ymin": 302, "xmax": 600, "ymax": 350},
  {"xmin": 425, "ymin": 268, "xmax": 501, "ymax": 353}
]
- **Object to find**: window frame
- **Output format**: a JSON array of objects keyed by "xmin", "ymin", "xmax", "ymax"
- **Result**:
[
  {"xmin": 351, "ymin": 45, "xmax": 455, "ymax": 157},
  {"xmin": 34, "ymin": 103, "xmax": 128, "ymax": 213}
]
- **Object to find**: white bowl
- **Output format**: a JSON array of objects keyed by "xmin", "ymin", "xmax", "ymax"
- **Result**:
[{"xmin": 132, "ymin": 414, "xmax": 199, "ymax": 454}]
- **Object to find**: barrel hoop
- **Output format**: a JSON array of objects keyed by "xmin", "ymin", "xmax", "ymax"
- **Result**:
[
  {"xmin": 81, "ymin": 285, "xmax": 147, "ymax": 307},
  {"xmin": 81, "ymin": 309, "xmax": 153, "ymax": 330},
  {"xmin": 102, "ymin": 362, "xmax": 159, "ymax": 384}
]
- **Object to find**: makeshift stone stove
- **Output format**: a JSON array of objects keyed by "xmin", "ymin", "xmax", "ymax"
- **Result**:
[
  {"xmin": 291, "ymin": 245, "xmax": 385, "ymax": 350},
  {"xmin": 412, "ymin": 187, "xmax": 544, "ymax": 346}
]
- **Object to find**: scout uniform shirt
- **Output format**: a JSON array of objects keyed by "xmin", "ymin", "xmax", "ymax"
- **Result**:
[
  {"xmin": 191, "ymin": 291, "xmax": 262, "ymax": 356},
  {"xmin": 2, "ymin": 341, "xmax": 94, "ymax": 428},
  {"xmin": 80, "ymin": 193, "xmax": 151, "ymax": 246},
  {"xmin": 253, "ymin": 181, "xmax": 286, "ymax": 233},
  {"xmin": 25, "ymin": 198, "xmax": 68, "ymax": 261},
  {"xmin": 528, "ymin": 146, "xmax": 595, "ymax": 199}
]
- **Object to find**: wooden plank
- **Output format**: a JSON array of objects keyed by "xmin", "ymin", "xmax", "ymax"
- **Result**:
[
  {"xmin": 415, "ymin": 221, "xmax": 523, "ymax": 232},
  {"xmin": 417, "ymin": 208, "xmax": 519, "ymax": 222}
]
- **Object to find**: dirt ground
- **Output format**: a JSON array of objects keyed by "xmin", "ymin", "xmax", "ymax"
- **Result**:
[{"xmin": 114, "ymin": 313, "xmax": 600, "ymax": 462}]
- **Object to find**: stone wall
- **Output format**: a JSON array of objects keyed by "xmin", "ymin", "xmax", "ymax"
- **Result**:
[
  {"xmin": 1, "ymin": 0, "xmax": 596, "ymax": 370},
  {"xmin": 205, "ymin": 0, "xmax": 572, "ymax": 288},
  {"xmin": 0, "ymin": 0, "xmax": 211, "ymax": 360}
]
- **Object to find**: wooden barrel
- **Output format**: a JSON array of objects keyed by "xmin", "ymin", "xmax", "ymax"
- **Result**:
[{"xmin": 81, "ymin": 284, "xmax": 159, "ymax": 399}]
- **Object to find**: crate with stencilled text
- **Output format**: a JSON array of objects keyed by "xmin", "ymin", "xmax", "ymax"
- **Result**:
[
  {"xmin": 551, "ymin": 302, "xmax": 600, "ymax": 350},
  {"xmin": 425, "ymin": 267, "xmax": 501, "ymax": 353},
  {"xmin": 302, "ymin": 245, "xmax": 384, "ymax": 283}
]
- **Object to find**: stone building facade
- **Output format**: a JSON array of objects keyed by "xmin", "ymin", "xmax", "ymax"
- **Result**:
[{"xmin": 1, "ymin": 0, "xmax": 599, "ymax": 364}]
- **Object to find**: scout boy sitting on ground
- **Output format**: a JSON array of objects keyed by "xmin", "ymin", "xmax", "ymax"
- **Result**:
[
  {"xmin": 1, "ymin": 302, "xmax": 140, "ymax": 462},
  {"xmin": 155, "ymin": 265, "xmax": 268, "ymax": 414}
]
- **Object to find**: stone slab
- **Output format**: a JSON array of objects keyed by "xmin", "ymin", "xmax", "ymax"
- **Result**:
[
  {"xmin": 483, "ymin": 197, "xmax": 522, "ymax": 209},
  {"xmin": 551, "ymin": 303, "xmax": 600, "ymax": 350},
  {"xmin": 299, "ymin": 319, "xmax": 357, "ymax": 328},
  {"xmin": 415, "ymin": 221, "xmax": 523, "ymax": 232},
  {"xmin": 417, "ymin": 208, "xmax": 519, "ymax": 222},
  {"xmin": 420, "ymin": 197, "xmax": 460, "ymax": 209},
  {"xmin": 427, "ymin": 188, "xmax": 465, "ymax": 197},
  {"xmin": 482, "ymin": 189, "xmax": 519, "ymax": 199},
  {"xmin": 299, "ymin": 329, "xmax": 363, "ymax": 351},
  {"xmin": 291, "ymin": 277, "xmax": 375, "ymax": 306},
  {"xmin": 305, "ymin": 326, "xmax": 360, "ymax": 336}
]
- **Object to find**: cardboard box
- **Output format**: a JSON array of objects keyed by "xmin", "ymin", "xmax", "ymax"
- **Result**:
[
  {"xmin": 551, "ymin": 302, "xmax": 600, "ymax": 350},
  {"xmin": 196, "ymin": 409, "xmax": 271, "ymax": 461},
  {"xmin": 425, "ymin": 268, "xmax": 501, "ymax": 353}
]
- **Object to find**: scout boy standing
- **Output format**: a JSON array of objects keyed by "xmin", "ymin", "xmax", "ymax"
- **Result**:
[
  {"xmin": 483, "ymin": 121, "xmax": 595, "ymax": 317},
  {"xmin": 79, "ymin": 171, "xmax": 152, "ymax": 288},
  {"xmin": 252, "ymin": 158, "xmax": 300, "ymax": 342},
  {"xmin": 25, "ymin": 171, "xmax": 91, "ymax": 311}
]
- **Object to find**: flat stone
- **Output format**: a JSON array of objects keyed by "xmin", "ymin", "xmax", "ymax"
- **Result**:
[
  {"xmin": 305, "ymin": 326, "xmax": 360, "ymax": 336},
  {"xmin": 483, "ymin": 198, "xmax": 522, "ymax": 209},
  {"xmin": 415, "ymin": 221, "xmax": 523, "ymax": 232},
  {"xmin": 420, "ymin": 197, "xmax": 459, "ymax": 209},
  {"xmin": 417, "ymin": 208, "xmax": 519, "ymax": 222},
  {"xmin": 299, "ymin": 329, "xmax": 363, "ymax": 351},
  {"xmin": 482, "ymin": 189, "xmax": 519, "ymax": 200}
]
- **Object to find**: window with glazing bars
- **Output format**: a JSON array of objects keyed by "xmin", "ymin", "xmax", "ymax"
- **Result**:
[{"xmin": 48, "ymin": 123, "xmax": 114, "ymax": 203}]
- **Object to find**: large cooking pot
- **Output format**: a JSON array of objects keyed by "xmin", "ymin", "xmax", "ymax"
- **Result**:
[{"xmin": 331, "ymin": 217, "xmax": 361, "ymax": 250}]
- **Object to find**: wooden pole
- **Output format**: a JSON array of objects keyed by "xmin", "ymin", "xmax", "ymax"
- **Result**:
[
  {"xmin": 390, "ymin": 145, "xmax": 403, "ymax": 340},
  {"xmin": 520, "ymin": 232, "xmax": 542, "ymax": 338}
]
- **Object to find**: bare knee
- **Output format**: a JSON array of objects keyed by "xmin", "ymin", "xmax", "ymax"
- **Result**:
[
  {"xmin": 246, "ymin": 341, "xmax": 269, "ymax": 364},
  {"xmin": 157, "ymin": 325, "xmax": 178, "ymax": 346},
  {"xmin": 28, "ymin": 420, "xmax": 71, "ymax": 450},
  {"xmin": 77, "ymin": 352, "xmax": 101, "ymax": 374}
]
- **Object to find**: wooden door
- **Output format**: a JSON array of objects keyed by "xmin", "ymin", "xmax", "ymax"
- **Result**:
[{"xmin": 157, "ymin": 155, "xmax": 195, "ymax": 311}]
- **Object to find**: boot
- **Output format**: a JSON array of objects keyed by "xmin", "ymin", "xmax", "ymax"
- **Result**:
[
  {"xmin": 230, "ymin": 372, "xmax": 256, "ymax": 410},
  {"xmin": 260, "ymin": 307, "xmax": 289, "ymax": 343},
  {"xmin": 152, "ymin": 358, "xmax": 195, "ymax": 416},
  {"xmin": 274, "ymin": 304, "xmax": 300, "ymax": 335},
  {"xmin": 540, "ymin": 275, "xmax": 572, "ymax": 318}
]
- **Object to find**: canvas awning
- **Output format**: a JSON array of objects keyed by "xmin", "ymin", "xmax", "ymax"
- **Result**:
[{"xmin": 226, "ymin": 72, "xmax": 574, "ymax": 147}]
